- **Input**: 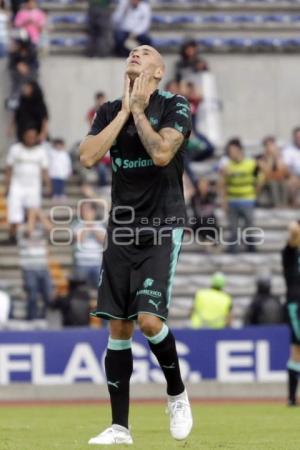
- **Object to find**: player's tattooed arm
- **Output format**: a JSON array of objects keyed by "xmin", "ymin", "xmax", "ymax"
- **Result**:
[
  {"xmin": 133, "ymin": 113, "xmax": 184, "ymax": 166},
  {"xmin": 130, "ymin": 72, "xmax": 184, "ymax": 166},
  {"xmin": 80, "ymin": 76, "xmax": 130, "ymax": 168}
]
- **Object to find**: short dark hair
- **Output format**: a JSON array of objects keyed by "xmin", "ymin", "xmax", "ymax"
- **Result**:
[
  {"xmin": 225, "ymin": 138, "xmax": 243, "ymax": 154},
  {"xmin": 262, "ymin": 135, "xmax": 276, "ymax": 146},
  {"xmin": 293, "ymin": 126, "xmax": 300, "ymax": 135},
  {"xmin": 52, "ymin": 138, "xmax": 65, "ymax": 146},
  {"xmin": 95, "ymin": 92, "xmax": 105, "ymax": 100},
  {"xmin": 22, "ymin": 125, "xmax": 39, "ymax": 135}
]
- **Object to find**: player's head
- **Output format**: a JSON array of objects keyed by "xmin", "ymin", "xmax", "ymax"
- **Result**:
[
  {"xmin": 226, "ymin": 138, "xmax": 244, "ymax": 162},
  {"xmin": 293, "ymin": 126, "xmax": 300, "ymax": 149},
  {"xmin": 126, "ymin": 45, "xmax": 165, "ymax": 83},
  {"xmin": 21, "ymin": 127, "xmax": 39, "ymax": 147}
]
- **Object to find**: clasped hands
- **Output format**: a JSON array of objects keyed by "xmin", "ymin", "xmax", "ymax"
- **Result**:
[{"xmin": 121, "ymin": 72, "xmax": 152, "ymax": 117}]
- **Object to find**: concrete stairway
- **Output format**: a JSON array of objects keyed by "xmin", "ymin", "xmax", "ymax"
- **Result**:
[
  {"xmin": 1, "ymin": 161, "xmax": 298, "ymax": 327},
  {"xmin": 39, "ymin": 0, "xmax": 300, "ymax": 54}
]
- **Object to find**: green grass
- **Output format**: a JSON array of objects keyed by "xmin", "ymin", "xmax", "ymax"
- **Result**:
[{"xmin": 0, "ymin": 403, "xmax": 299, "ymax": 450}]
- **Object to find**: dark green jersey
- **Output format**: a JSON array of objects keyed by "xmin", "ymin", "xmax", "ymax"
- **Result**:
[{"xmin": 88, "ymin": 89, "xmax": 192, "ymax": 230}]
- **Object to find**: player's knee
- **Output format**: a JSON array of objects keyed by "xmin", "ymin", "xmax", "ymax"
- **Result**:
[
  {"xmin": 137, "ymin": 314, "xmax": 162, "ymax": 337},
  {"xmin": 109, "ymin": 319, "xmax": 134, "ymax": 340},
  {"xmin": 291, "ymin": 345, "xmax": 300, "ymax": 362}
]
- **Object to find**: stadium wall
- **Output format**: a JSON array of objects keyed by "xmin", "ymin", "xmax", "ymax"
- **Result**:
[
  {"xmin": 40, "ymin": 55, "xmax": 300, "ymax": 148},
  {"xmin": 1, "ymin": 54, "xmax": 300, "ymax": 152}
]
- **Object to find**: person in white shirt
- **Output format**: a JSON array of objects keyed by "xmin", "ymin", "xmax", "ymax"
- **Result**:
[
  {"xmin": 48, "ymin": 138, "xmax": 72, "ymax": 199},
  {"xmin": 17, "ymin": 208, "xmax": 53, "ymax": 321},
  {"xmin": 112, "ymin": 0, "xmax": 152, "ymax": 57},
  {"xmin": 73, "ymin": 202, "xmax": 106, "ymax": 288},
  {"xmin": 282, "ymin": 127, "xmax": 300, "ymax": 207},
  {"xmin": 0, "ymin": 0, "xmax": 9, "ymax": 57},
  {"xmin": 5, "ymin": 127, "xmax": 51, "ymax": 240}
]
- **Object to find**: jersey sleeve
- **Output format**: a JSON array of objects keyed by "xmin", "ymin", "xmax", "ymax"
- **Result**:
[
  {"xmin": 87, "ymin": 103, "xmax": 110, "ymax": 136},
  {"xmin": 159, "ymin": 95, "xmax": 192, "ymax": 138}
]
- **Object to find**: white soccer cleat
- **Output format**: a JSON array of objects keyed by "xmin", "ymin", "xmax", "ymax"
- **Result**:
[
  {"xmin": 167, "ymin": 389, "xmax": 193, "ymax": 440},
  {"xmin": 88, "ymin": 424, "xmax": 133, "ymax": 445}
]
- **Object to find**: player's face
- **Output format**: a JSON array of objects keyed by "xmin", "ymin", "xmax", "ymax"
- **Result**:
[{"xmin": 126, "ymin": 46, "xmax": 164, "ymax": 81}]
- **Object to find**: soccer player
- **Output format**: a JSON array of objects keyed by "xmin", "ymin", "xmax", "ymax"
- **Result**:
[
  {"xmin": 80, "ymin": 45, "xmax": 193, "ymax": 445},
  {"xmin": 282, "ymin": 221, "xmax": 300, "ymax": 406}
]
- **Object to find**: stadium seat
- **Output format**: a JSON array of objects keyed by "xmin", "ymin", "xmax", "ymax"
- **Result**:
[{"xmin": 51, "ymin": 15, "xmax": 86, "ymax": 25}]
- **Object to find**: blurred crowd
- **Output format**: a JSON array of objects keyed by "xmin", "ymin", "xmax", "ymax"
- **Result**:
[
  {"xmin": 0, "ymin": 0, "xmax": 153, "ymax": 60},
  {"xmin": 1, "ymin": 23, "xmax": 300, "ymax": 329}
]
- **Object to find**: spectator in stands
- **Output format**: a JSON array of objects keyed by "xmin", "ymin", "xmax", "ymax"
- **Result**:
[
  {"xmin": 282, "ymin": 127, "xmax": 300, "ymax": 207},
  {"xmin": 175, "ymin": 39, "xmax": 209, "ymax": 83},
  {"xmin": 219, "ymin": 138, "xmax": 258, "ymax": 253},
  {"xmin": 54, "ymin": 274, "xmax": 92, "ymax": 326},
  {"xmin": 5, "ymin": 127, "xmax": 51, "ymax": 241},
  {"xmin": 0, "ymin": 287, "xmax": 10, "ymax": 325},
  {"xmin": 182, "ymin": 80, "xmax": 202, "ymax": 117},
  {"xmin": 48, "ymin": 138, "xmax": 72, "ymax": 199},
  {"xmin": 0, "ymin": 0, "xmax": 9, "ymax": 58},
  {"xmin": 190, "ymin": 272, "xmax": 232, "ymax": 329},
  {"xmin": 257, "ymin": 136, "xmax": 288, "ymax": 207},
  {"xmin": 7, "ymin": 38, "xmax": 38, "ymax": 107},
  {"xmin": 14, "ymin": 0, "xmax": 47, "ymax": 46},
  {"xmin": 245, "ymin": 273, "xmax": 284, "ymax": 325},
  {"xmin": 73, "ymin": 202, "xmax": 106, "ymax": 288},
  {"xmin": 10, "ymin": 0, "xmax": 26, "ymax": 20},
  {"xmin": 17, "ymin": 208, "xmax": 53, "ymax": 320},
  {"xmin": 165, "ymin": 79, "xmax": 181, "ymax": 95},
  {"xmin": 14, "ymin": 80, "xmax": 48, "ymax": 141},
  {"xmin": 87, "ymin": 0, "xmax": 112, "ymax": 57},
  {"xmin": 190, "ymin": 177, "xmax": 219, "ymax": 244},
  {"xmin": 112, "ymin": 0, "xmax": 152, "ymax": 57},
  {"xmin": 166, "ymin": 78, "xmax": 215, "ymax": 184},
  {"xmin": 85, "ymin": 92, "xmax": 110, "ymax": 186},
  {"xmin": 86, "ymin": 91, "xmax": 106, "ymax": 127}
]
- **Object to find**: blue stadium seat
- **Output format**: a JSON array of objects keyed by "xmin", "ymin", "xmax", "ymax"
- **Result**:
[
  {"xmin": 202, "ymin": 15, "xmax": 227, "ymax": 24},
  {"xmin": 231, "ymin": 15, "xmax": 256, "ymax": 23},
  {"xmin": 291, "ymin": 15, "xmax": 300, "ymax": 22},
  {"xmin": 262, "ymin": 15, "xmax": 286, "ymax": 22},
  {"xmin": 51, "ymin": 15, "xmax": 86, "ymax": 25},
  {"xmin": 49, "ymin": 34, "xmax": 300, "ymax": 51},
  {"xmin": 50, "ymin": 36, "xmax": 87, "ymax": 47}
]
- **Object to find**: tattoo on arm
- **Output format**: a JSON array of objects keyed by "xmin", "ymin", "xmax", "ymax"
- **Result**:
[
  {"xmin": 159, "ymin": 127, "xmax": 184, "ymax": 157},
  {"xmin": 133, "ymin": 112, "xmax": 184, "ymax": 165}
]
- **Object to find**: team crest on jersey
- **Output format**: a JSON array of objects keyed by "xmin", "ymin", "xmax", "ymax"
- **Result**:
[{"xmin": 143, "ymin": 278, "xmax": 154, "ymax": 288}]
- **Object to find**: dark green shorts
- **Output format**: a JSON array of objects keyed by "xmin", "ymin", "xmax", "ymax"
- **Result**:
[
  {"xmin": 91, "ymin": 227, "xmax": 183, "ymax": 321},
  {"xmin": 287, "ymin": 302, "xmax": 300, "ymax": 345}
]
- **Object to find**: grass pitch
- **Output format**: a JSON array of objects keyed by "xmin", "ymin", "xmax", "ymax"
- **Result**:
[{"xmin": 0, "ymin": 402, "xmax": 299, "ymax": 450}]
